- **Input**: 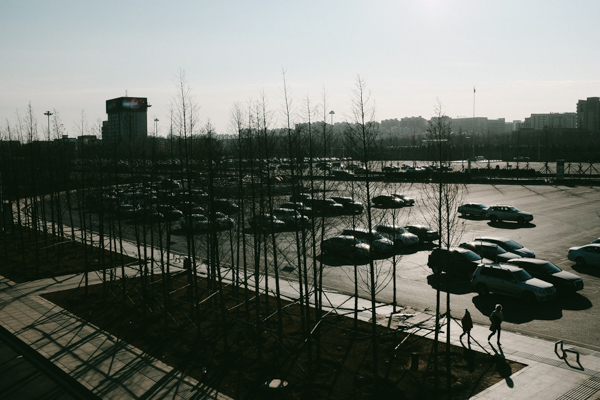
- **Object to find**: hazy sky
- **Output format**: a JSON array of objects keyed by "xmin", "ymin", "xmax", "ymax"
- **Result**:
[{"xmin": 2, "ymin": 0, "xmax": 599, "ymax": 137}]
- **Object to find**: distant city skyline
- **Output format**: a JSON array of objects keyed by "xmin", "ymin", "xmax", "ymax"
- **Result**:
[{"xmin": 2, "ymin": 0, "xmax": 599, "ymax": 138}]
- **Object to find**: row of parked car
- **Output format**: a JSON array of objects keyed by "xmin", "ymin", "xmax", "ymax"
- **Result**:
[
  {"xmin": 427, "ymin": 236, "xmax": 585, "ymax": 303},
  {"xmin": 321, "ymin": 224, "xmax": 439, "ymax": 260},
  {"xmin": 247, "ymin": 194, "xmax": 366, "ymax": 232},
  {"xmin": 457, "ymin": 203, "xmax": 534, "ymax": 224}
]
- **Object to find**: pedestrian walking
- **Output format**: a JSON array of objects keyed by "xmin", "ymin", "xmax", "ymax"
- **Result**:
[
  {"xmin": 488, "ymin": 304, "xmax": 503, "ymax": 344},
  {"xmin": 460, "ymin": 309, "xmax": 473, "ymax": 343}
]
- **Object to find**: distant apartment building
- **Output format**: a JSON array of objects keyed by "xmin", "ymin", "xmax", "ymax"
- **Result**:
[
  {"xmin": 398, "ymin": 116, "xmax": 427, "ymax": 134},
  {"xmin": 450, "ymin": 117, "xmax": 506, "ymax": 135},
  {"xmin": 506, "ymin": 120, "xmax": 523, "ymax": 132},
  {"xmin": 576, "ymin": 97, "xmax": 600, "ymax": 133},
  {"xmin": 101, "ymin": 97, "xmax": 149, "ymax": 150},
  {"xmin": 522, "ymin": 112, "xmax": 576, "ymax": 130}
]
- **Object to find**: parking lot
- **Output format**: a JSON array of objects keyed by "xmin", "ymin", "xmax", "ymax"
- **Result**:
[
  {"xmin": 312, "ymin": 183, "xmax": 600, "ymax": 350},
  {"xmin": 58, "ymin": 179, "xmax": 600, "ymax": 351}
]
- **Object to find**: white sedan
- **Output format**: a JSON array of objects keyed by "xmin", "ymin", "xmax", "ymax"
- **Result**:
[{"xmin": 567, "ymin": 244, "xmax": 600, "ymax": 266}]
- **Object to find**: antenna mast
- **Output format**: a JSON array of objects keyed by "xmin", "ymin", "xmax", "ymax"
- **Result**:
[{"xmin": 473, "ymin": 87, "xmax": 476, "ymax": 118}]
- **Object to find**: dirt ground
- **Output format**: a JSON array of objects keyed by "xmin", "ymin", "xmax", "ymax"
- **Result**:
[{"xmin": 1, "ymin": 225, "xmax": 525, "ymax": 399}]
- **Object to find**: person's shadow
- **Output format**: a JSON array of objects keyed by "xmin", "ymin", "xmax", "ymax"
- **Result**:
[{"xmin": 489, "ymin": 343, "xmax": 514, "ymax": 388}]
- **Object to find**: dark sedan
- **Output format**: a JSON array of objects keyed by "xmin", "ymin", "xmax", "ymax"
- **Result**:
[
  {"xmin": 474, "ymin": 236, "xmax": 535, "ymax": 258},
  {"xmin": 371, "ymin": 195, "xmax": 404, "ymax": 208},
  {"xmin": 321, "ymin": 235, "xmax": 370, "ymax": 260},
  {"xmin": 507, "ymin": 258, "xmax": 583, "ymax": 293},
  {"xmin": 405, "ymin": 225, "xmax": 440, "ymax": 243},
  {"xmin": 428, "ymin": 247, "xmax": 491, "ymax": 278}
]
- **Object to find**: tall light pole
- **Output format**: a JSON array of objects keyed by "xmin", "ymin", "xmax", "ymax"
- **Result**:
[
  {"xmin": 44, "ymin": 111, "xmax": 53, "ymax": 140},
  {"xmin": 328, "ymin": 111, "xmax": 335, "ymax": 158}
]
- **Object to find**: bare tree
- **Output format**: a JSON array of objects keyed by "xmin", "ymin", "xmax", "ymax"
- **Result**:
[
  {"xmin": 343, "ymin": 75, "xmax": 383, "ymax": 382},
  {"xmin": 421, "ymin": 101, "xmax": 466, "ymax": 398}
]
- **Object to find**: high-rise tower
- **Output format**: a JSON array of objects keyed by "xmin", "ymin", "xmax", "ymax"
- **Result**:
[{"xmin": 102, "ymin": 97, "xmax": 149, "ymax": 152}]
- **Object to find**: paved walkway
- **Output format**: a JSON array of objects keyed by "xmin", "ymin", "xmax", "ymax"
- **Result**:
[{"xmin": 1, "ymin": 236, "xmax": 599, "ymax": 398}]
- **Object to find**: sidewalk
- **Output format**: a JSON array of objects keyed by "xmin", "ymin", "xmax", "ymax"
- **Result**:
[
  {"xmin": 0, "ymin": 269, "xmax": 232, "ymax": 400},
  {"xmin": 2, "ymin": 252, "xmax": 600, "ymax": 399}
]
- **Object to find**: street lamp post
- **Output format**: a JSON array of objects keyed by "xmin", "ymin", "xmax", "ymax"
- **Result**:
[
  {"xmin": 328, "ymin": 111, "xmax": 335, "ymax": 158},
  {"xmin": 43, "ymin": 111, "xmax": 54, "ymax": 236},
  {"xmin": 44, "ymin": 111, "xmax": 53, "ymax": 140}
]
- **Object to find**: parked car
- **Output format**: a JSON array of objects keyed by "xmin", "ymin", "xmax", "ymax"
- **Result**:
[
  {"xmin": 374, "ymin": 224, "xmax": 419, "ymax": 247},
  {"xmin": 567, "ymin": 244, "xmax": 600, "ymax": 266},
  {"xmin": 507, "ymin": 259, "xmax": 583, "ymax": 293},
  {"xmin": 341, "ymin": 228, "xmax": 394, "ymax": 256},
  {"xmin": 309, "ymin": 199, "xmax": 344, "ymax": 215},
  {"xmin": 331, "ymin": 196, "xmax": 364, "ymax": 214},
  {"xmin": 289, "ymin": 193, "xmax": 313, "ymax": 203},
  {"xmin": 371, "ymin": 195, "xmax": 404, "ymax": 208},
  {"xmin": 321, "ymin": 235, "xmax": 370, "ymax": 260},
  {"xmin": 132, "ymin": 208, "xmax": 164, "ymax": 223},
  {"xmin": 405, "ymin": 225, "xmax": 440, "ymax": 243},
  {"xmin": 391, "ymin": 193, "xmax": 415, "ymax": 206},
  {"xmin": 213, "ymin": 199, "xmax": 239, "ymax": 215},
  {"xmin": 592, "ymin": 238, "xmax": 600, "ymax": 244},
  {"xmin": 457, "ymin": 203, "xmax": 488, "ymax": 217},
  {"xmin": 459, "ymin": 241, "xmax": 522, "ymax": 263},
  {"xmin": 155, "ymin": 204, "xmax": 184, "ymax": 221},
  {"xmin": 331, "ymin": 169, "xmax": 355, "ymax": 179},
  {"xmin": 211, "ymin": 212, "xmax": 235, "ymax": 230},
  {"xmin": 279, "ymin": 202, "xmax": 313, "ymax": 216},
  {"xmin": 272, "ymin": 208, "xmax": 310, "ymax": 228},
  {"xmin": 474, "ymin": 236, "xmax": 535, "ymax": 258},
  {"xmin": 248, "ymin": 214, "xmax": 286, "ymax": 231},
  {"xmin": 177, "ymin": 201, "xmax": 203, "ymax": 215},
  {"xmin": 382, "ymin": 166, "xmax": 400, "ymax": 173},
  {"xmin": 180, "ymin": 214, "xmax": 209, "ymax": 232},
  {"xmin": 116, "ymin": 203, "xmax": 139, "ymax": 219},
  {"xmin": 486, "ymin": 205, "xmax": 533, "ymax": 224},
  {"xmin": 428, "ymin": 247, "xmax": 490, "ymax": 278},
  {"xmin": 471, "ymin": 263, "xmax": 557, "ymax": 302},
  {"xmin": 180, "ymin": 212, "xmax": 234, "ymax": 232}
]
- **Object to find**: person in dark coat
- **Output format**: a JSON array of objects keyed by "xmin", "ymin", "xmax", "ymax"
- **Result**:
[
  {"xmin": 460, "ymin": 309, "xmax": 473, "ymax": 343},
  {"xmin": 488, "ymin": 304, "xmax": 504, "ymax": 344}
]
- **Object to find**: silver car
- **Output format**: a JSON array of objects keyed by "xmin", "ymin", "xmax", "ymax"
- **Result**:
[
  {"xmin": 567, "ymin": 244, "xmax": 600, "ymax": 266},
  {"xmin": 341, "ymin": 228, "xmax": 394, "ymax": 256},
  {"xmin": 471, "ymin": 263, "xmax": 556, "ymax": 302},
  {"xmin": 374, "ymin": 224, "xmax": 419, "ymax": 247},
  {"xmin": 486, "ymin": 205, "xmax": 533, "ymax": 224}
]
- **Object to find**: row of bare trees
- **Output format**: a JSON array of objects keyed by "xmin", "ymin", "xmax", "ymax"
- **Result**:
[{"xmin": 1, "ymin": 76, "xmax": 464, "ymax": 398}]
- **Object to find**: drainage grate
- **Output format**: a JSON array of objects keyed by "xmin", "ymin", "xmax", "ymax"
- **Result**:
[{"xmin": 557, "ymin": 376, "xmax": 600, "ymax": 400}]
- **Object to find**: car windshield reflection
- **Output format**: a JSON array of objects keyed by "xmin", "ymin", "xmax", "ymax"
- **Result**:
[{"xmin": 514, "ymin": 270, "xmax": 532, "ymax": 282}]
